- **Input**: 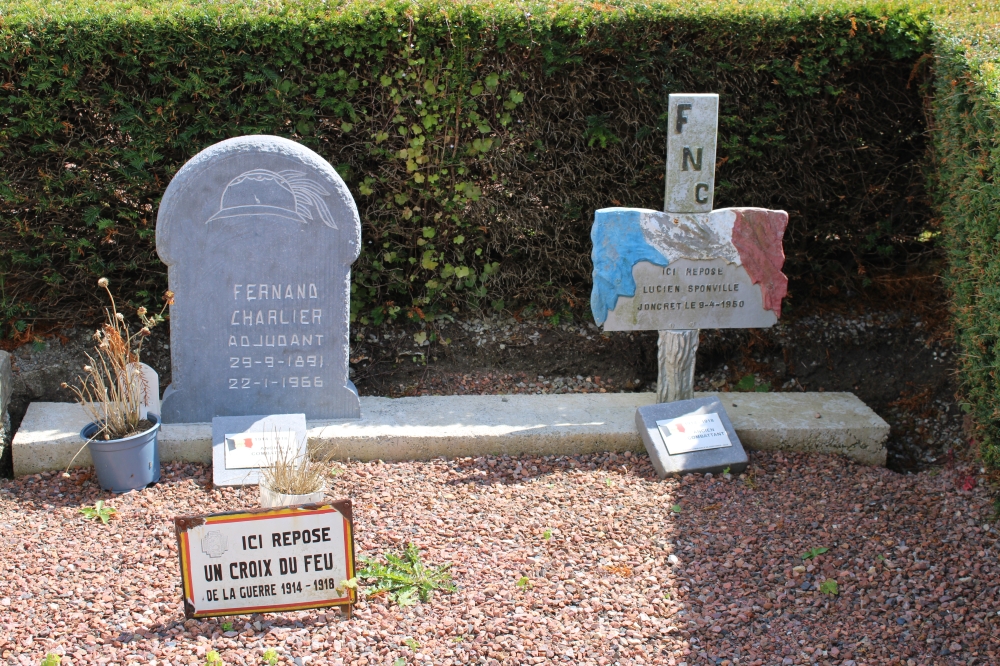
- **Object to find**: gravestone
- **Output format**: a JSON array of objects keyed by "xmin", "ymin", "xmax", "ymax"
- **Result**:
[
  {"xmin": 635, "ymin": 396, "xmax": 747, "ymax": 477},
  {"xmin": 157, "ymin": 136, "xmax": 361, "ymax": 423},
  {"xmin": 211, "ymin": 413, "xmax": 308, "ymax": 487},
  {"xmin": 591, "ymin": 94, "xmax": 788, "ymax": 402}
]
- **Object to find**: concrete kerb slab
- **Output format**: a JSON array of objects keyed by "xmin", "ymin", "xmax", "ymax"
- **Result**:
[
  {"xmin": 12, "ymin": 391, "xmax": 888, "ymax": 476},
  {"xmin": 0, "ymin": 350, "xmax": 12, "ymax": 460}
]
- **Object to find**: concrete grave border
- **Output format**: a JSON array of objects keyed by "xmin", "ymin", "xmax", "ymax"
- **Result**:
[{"xmin": 12, "ymin": 391, "xmax": 888, "ymax": 476}]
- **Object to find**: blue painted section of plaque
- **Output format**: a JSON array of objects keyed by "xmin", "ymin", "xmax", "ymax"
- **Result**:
[{"xmin": 591, "ymin": 207, "xmax": 668, "ymax": 325}]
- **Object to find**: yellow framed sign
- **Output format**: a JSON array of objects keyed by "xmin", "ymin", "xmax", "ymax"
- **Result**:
[{"xmin": 174, "ymin": 501, "xmax": 355, "ymax": 618}]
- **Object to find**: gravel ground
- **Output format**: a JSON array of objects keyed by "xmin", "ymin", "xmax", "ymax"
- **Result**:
[{"xmin": 2, "ymin": 452, "xmax": 997, "ymax": 666}]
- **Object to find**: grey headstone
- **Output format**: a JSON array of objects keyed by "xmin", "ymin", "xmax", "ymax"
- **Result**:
[
  {"xmin": 212, "ymin": 413, "xmax": 308, "ymax": 487},
  {"xmin": 157, "ymin": 136, "xmax": 361, "ymax": 423},
  {"xmin": 635, "ymin": 396, "xmax": 748, "ymax": 477}
]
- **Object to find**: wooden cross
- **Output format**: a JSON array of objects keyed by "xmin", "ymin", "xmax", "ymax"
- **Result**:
[{"xmin": 591, "ymin": 93, "xmax": 789, "ymax": 402}]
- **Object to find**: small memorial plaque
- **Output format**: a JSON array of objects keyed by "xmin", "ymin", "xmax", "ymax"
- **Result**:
[
  {"xmin": 636, "ymin": 396, "xmax": 747, "ymax": 478},
  {"xmin": 174, "ymin": 501, "xmax": 355, "ymax": 619},
  {"xmin": 656, "ymin": 412, "xmax": 733, "ymax": 455},
  {"xmin": 224, "ymin": 431, "xmax": 299, "ymax": 470},
  {"xmin": 212, "ymin": 414, "xmax": 307, "ymax": 487}
]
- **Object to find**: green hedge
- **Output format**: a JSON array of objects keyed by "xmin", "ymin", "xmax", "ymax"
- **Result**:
[
  {"xmin": 932, "ymin": 6, "xmax": 1000, "ymax": 467},
  {"xmin": 1, "ymin": 0, "xmax": 936, "ymax": 328},
  {"xmin": 7, "ymin": 1, "xmax": 1000, "ymax": 468}
]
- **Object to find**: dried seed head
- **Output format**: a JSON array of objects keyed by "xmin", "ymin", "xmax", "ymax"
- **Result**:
[
  {"xmin": 60, "ymin": 382, "xmax": 68, "ymax": 388},
  {"xmin": 83, "ymin": 365, "xmax": 92, "ymax": 372},
  {"xmin": 98, "ymin": 277, "xmax": 109, "ymax": 288},
  {"xmin": 164, "ymin": 290, "xmax": 175, "ymax": 305},
  {"xmin": 136, "ymin": 307, "xmax": 147, "ymax": 316},
  {"xmin": 115, "ymin": 312, "xmax": 125, "ymax": 321},
  {"xmin": 139, "ymin": 327, "xmax": 151, "ymax": 336}
]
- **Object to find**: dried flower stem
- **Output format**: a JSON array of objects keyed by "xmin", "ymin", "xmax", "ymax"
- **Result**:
[
  {"xmin": 62, "ymin": 279, "xmax": 171, "ymax": 472},
  {"xmin": 259, "ymin": 435, "xmax": 326, "ymax": 496}
]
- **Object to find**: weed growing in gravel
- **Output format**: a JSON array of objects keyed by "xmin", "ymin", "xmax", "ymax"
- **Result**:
[
  {"xmin": 79, "ymin": 500, "xmax": 116, "ymax": 524},
  {"xmin": 394, "ymin": 659, "xmax": 406, "ymax": 666},
  {"xmin": 358, "ymin": 543, "xmax": 455, "ymax": 606},
  {"xmin": 404, "ymin": 638, "xmax": 420, "ymax": 650},
  {"xmin": 670, "ymin": 504, "xmax": 682, "ymax": 513},
  {"xmin": 221, "ymin": 621, "xmax": 233, "ymax": 632},
  {"xmin": 205, "ymin": 651, "xmax": 222, "ymax": 666},
  {"xmin": 820, "ymin": 579, "xmax": 839, "ymax": 595},
  {"xmin": 516, "ymin": 576, "xmax": 533, "ymax": 589},
  {"xmin": 40, "ymin": 654, "xmax": 60, "ymax": 666},
  {"xmin": 262, "ymin": 649, "xmax": 279, "ymax": 666},
  {"xmin": 543, "ymin": 528, "xmax": 552, "ymax": 540},
  {"xmin": 802, "ymin": 546, "xmax": 829, "ymax": 560}
]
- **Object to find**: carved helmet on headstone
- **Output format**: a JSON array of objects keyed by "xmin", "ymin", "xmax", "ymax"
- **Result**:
[{"xmin": 206, "ymin": 168, "xmax": 337, "ymax": 228}]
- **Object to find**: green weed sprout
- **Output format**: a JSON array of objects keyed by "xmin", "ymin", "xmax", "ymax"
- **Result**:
[
  {"xmin": 358, "ymin": 543, "xmax": 456, "ymax": 606},
  {"xmin": 262, "ymin": 648, "xmax": 279, "ymax": 666},
  {"xmin": 79, "ymin": 500, "xmax": 116, "ymax": 524},
  {"xmin": 801, "ymin": 546, "xmax": 829, "ymax": 560}
]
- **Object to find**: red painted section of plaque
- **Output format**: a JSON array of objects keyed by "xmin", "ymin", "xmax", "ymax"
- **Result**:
[{"xmin": 730, "ymin": 208, "xmax": 788, "ymax": 317}]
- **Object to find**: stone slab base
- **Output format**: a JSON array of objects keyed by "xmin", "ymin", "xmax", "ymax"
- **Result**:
[{"xmin": 12, "ymin": 392, "xmax": 888, "ymax": 477}]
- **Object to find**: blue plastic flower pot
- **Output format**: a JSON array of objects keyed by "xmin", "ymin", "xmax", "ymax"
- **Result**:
[{"xmin": 80, "ymin": 415, "xmax": 161, "ymax": 493}]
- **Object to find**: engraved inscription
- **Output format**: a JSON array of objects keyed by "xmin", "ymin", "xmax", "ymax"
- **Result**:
[
  {"xmin": 602, "ymin": 257, "xmax": 777, "ymax": 331},
  {"xmin": 224, "ymin": 281, "xmax": 329, "ymax": 391},
  {"xmin": 664, "ymin": 94, "xmax": 718, "ymax": 214}
]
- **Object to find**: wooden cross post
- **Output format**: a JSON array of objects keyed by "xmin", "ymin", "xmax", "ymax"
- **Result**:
[
  {"xmin": 655, "ymin": 94, "xmax": 718, "ymax": 402},
  {"xmin": 590, "ymin": 94, "xmax": 789, "ymax": 403}
]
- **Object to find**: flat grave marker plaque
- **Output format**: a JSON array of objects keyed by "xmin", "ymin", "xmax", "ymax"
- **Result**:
[
  {"xmin": 157, "ymin": 135, "xmax": 361, "ymax": 423},
  {"xmin": 636, "ymin": 396, "xmax": 748, "ymax": 477},
  {"xmin": 211, "ymin": 413, "xmax": 308, "ymax": 487},
  {"xmin": 175, "ymin": 501, "xmax": 356, "ymax": 618}
]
